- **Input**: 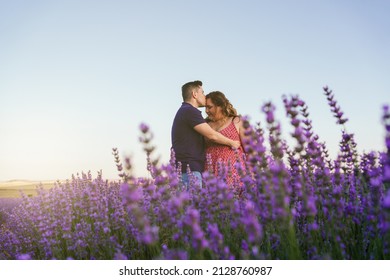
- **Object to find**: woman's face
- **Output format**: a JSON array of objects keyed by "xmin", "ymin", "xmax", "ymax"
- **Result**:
[{"xmin": 205, "ymin": 98, "xmax": 224, "ymax": 121}]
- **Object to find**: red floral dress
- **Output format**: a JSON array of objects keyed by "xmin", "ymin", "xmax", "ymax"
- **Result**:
[{"xmin": 205, "ymin": 120, "xmax": 246, "ymax": 192}]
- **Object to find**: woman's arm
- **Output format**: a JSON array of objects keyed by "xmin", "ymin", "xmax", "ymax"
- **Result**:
[{"xmin": 234, "ymin": 117, "xmax": 249, "ymax": 153}]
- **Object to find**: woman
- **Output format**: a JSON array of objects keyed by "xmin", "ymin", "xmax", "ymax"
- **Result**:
[{"xmin": 204, "ymin": 91, "xmax": 247, "ymax": 193}]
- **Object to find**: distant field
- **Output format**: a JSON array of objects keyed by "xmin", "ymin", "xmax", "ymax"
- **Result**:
[{"xmin": 0, "ymin": 180, "xmax": 58, "ymax": 198}]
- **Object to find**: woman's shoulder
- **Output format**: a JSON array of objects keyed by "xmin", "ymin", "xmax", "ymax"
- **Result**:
[
  {"xmin": 232, "ymin": 115, "xmax": 242, "ymax": 124},
  {"xmin": 231, "ymin": 116, "xmax": 243, "ymax": 133}
]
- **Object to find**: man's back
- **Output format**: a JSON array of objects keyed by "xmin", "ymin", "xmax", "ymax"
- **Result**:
[{"xmin": 171, "ymin": 102, "xmax": 206, "ymax": 173}]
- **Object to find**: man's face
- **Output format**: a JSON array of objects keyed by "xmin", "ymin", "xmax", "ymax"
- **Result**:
[{"xmin": 195, "ymin": 86, "xmax": 206, "ymax": 107}]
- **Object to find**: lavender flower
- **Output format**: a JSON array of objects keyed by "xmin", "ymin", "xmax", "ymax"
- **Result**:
[{"xmin": 1, "ymin": 88, "xmax": 389, "ymax": 261}]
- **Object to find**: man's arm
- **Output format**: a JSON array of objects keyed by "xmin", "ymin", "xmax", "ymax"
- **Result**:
[{"xmin": 194, "ymin": 123, "xmax": 240, "ymax": 149}]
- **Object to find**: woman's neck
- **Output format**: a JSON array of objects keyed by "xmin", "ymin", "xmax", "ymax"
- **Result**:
[
  {"xmin": 213, "ymin": 116, "xmax": 229, "ymax": 130},
  {"xmin": 214, "ymin": 116, "xmax": 228, "ymax": 124}
]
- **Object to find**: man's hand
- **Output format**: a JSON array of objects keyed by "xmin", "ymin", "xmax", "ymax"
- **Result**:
[{"xmin": 231, "ymin": 140, "xmax": 241, "ymax": 149}]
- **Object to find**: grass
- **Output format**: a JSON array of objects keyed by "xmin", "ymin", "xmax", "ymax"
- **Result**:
[{"xmin": 0, "ymin": 180, "xmax": 57, "ymax": 198}]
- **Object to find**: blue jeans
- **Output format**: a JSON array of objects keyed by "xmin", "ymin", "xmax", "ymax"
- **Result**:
[{"xmin": 181, "ymin": 171, "xmax": 202, "ymax": 190}]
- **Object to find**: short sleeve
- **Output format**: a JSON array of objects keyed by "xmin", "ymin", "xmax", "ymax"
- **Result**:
[{"xmin": 186, "ymin": 107, "xmax": 206, "ymax": 128}]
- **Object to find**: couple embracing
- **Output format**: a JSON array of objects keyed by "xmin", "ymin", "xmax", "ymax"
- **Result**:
[{"xmin": 171, "ymin": 80, "xmax": 247, "ymax": 195}]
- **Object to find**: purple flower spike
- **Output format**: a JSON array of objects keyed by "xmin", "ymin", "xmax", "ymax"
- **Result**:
[
  {"xmin": 139, "ymin": 123, "xmax": 150, "ymax": 133},
  {"xmin": 323, "ymin": 86, "xmax": 348, "ymax": 125},
  {"xmin": 16, "ymin": 254, "xmax": 32, "ymax": 260},
  {"xmin": 383, "ymin": 190, "xmax": 390, "ymax": 209}
]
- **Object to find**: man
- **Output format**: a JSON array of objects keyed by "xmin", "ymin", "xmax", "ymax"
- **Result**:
[{"xmin": 171, "ymin": 80, "xmax": 240, "ymax": 188}]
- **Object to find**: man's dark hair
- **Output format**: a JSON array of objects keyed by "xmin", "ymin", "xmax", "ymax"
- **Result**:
[{"xmin": 181, "ymin": 80, "xmax": 202, "ymax": 101}]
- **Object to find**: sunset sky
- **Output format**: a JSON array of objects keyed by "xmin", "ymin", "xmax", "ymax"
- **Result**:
[{"xmin": 1, "ymin": 0, "xmax": 389, "ymax": 181}]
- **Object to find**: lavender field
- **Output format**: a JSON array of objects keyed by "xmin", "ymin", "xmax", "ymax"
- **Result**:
[{"xmin": 1, "ymin": 87, "xmax": 389, "ymax": 260}]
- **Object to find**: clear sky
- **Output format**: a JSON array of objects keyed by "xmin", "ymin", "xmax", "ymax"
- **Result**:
[{"xmin": 1, "ymin": 0, "xmax": 389, "ymax": 181}]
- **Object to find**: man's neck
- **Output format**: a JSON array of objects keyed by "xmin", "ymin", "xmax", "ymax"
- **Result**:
[{"xmin": 184, "ymin": 100, "xmax": 198, "ymax": 108}]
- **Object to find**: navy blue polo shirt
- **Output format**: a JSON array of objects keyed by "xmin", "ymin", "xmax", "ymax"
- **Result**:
[{"xmin": 171, "ymin": 102, "xmax": 206, "ymax": 173}]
